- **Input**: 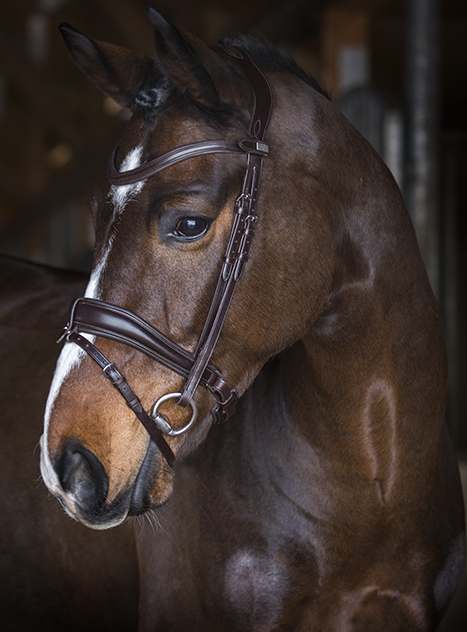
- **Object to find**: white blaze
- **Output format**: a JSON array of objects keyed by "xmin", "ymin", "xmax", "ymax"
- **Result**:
[
  {"xmin": 110, "ymin": 145, "xmax": 145, "ymax": 215},
  {"xmin": 40, "ymin": 145, "xmax": 146, "ymax": 495}
]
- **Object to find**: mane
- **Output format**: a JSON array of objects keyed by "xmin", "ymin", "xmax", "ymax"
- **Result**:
[
  {"xmin": 134, "ymin": 34, "xmax": 329, "ymax": 121},
  {"xmin": 219, "ymin": 35, "xmax": 329, "ymax": 99}
]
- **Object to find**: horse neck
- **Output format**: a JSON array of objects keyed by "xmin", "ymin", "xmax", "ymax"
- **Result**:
[{"xmin": 204, "ymin": 136, "xmax": 447, "ymax": 519}]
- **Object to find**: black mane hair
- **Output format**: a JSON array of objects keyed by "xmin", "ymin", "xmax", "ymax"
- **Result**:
[
  {"xmin": 219, "ymin": 35, "xmax": 329, "ymax": 99},
  {"xmin": 135, "ymin": 34, "xmax": 328, "ymax": 122}
]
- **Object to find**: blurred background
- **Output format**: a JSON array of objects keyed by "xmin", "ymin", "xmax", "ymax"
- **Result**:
[
  {"xmin": 1, "ymin": 0, "xmax": 466, "ymax": 625},
  {"xmin": 4, "ymin": 0, "xmax": 466, "ymax": 449}
]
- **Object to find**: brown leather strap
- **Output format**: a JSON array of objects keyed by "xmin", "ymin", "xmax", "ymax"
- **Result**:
[
  {"xmin": 66, "ymin": 297, "xmax": 236, "ymax": 413},
  {"xmin": 220, "ymin": 46, "xmax": 272, "ymax": 138},
  {"xmin": 108, "ymin": 141, "xmax": 245, "ymax": 186},
  {"xmin": 67, "ymin": 331, "xmax": 175, "ymax": 468},
  {"xmin": 178, "ymin": 47, "xmax": 272, "ymax": 406},
  {"xmin": 178, "ymin": 154, "xmax": 262, "ymax": 404}
]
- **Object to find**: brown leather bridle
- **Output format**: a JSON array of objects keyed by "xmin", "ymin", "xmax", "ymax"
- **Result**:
[{"xmin": 58, "ymin": 47, "xmax": 272, "ymax": 468}]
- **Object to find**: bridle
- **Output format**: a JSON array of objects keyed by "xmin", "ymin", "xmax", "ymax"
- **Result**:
[{"xmin": 57, "ymin": 47, "xmax": 272, "ymax": 468}]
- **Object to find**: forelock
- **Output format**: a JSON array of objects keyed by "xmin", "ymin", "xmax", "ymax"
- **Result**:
[{"xmin": 133, "ymin": 72, "xmax": 172, "ymax": 122}]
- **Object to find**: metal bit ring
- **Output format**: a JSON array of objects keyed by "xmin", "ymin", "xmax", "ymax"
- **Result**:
[{"xmin": 150, "ymin": 392, "xmax": 197, "ymax": 437}]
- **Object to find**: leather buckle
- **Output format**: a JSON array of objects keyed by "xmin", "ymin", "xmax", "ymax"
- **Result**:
[
  {"xmin": 102, "ymin": 362, "xmax": 123, "ymax": 386},
  {"xmin": 212, "ymin": 390, "xmax": 238, "ymax": 424},
  {"xmin": 102, "ymin": 362, "xmax": 116, "ymax": 376},
  {"xmin": 238, "ymin": 138, "xmax": 269, "ymax": 156}
]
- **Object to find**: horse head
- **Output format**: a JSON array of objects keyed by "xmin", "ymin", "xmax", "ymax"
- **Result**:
[{"xmin": 41, "ymin": 9, "xmax": 333, "ymax": 528}]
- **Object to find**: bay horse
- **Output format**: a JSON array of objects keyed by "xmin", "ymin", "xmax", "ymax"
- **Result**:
[
  {"xmin": 40, "ymin": 8, "xmax": 464, "ymax": 630},
  {"xmin": 0, "ymin": 256, "xmax": 138, "ymax": 631}
]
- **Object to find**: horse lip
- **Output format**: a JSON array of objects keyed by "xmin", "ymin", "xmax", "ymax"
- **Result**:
[
  {"xmin": 76, "ymin": 507, "xmax": 129, "ymax": 531},
  {"xmin": 55, "ymin": 488, "xmax": 131, "ymax": 531},
  {"xmin": 129, "ymin": 440, "xmax": 158, "ymax": 515}
]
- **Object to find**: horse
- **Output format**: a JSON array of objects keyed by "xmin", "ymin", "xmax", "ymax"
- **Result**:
[
  {"xmin": 40, "ymin": 8, "xmax": 465, "ymax": 630},
  {"xmin": 0, "ymin": 256, "xmax": 138, "ymax": 631}
]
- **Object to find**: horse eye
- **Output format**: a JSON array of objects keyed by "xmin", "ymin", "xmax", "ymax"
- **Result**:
[{"xmin": 173, "ymin": 216, "xmax": 211, "ymax": 241}]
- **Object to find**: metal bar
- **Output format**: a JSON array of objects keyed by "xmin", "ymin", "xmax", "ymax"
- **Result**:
[
  {"xmin": 443, "ymin": 139, "xmax": 460, "ymax": 445},
  {"xmin": 404, "ymin": 0, "xmax": 441, "ymax": 294}
]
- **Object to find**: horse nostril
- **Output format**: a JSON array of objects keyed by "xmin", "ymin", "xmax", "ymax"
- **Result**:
[{"xmin": 56, "ymin": 440, "xmax": 108, "ymax": 511}]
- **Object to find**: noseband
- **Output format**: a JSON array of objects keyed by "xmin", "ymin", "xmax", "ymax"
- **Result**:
[{"xmin": 58, "ymin": 48, "xmax": 272, "ymax": 467}]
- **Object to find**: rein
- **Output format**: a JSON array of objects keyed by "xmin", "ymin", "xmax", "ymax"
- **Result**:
[{"xmin": 58, "ymin": 47, "xmax": 272, "ymax": 467}]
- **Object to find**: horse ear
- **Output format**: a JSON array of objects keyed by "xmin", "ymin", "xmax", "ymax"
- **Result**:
[
  {"xmin": 59, "ymin": 23, "xmax": 157, "ymax": 109},
  {"xmin": 147, "ymin": 8, "xmax": 220, "ymax": 109}
]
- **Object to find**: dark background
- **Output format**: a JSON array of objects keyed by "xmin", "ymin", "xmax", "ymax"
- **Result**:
[
  {"xmin": 2, "ymin": 0, "xmax": 465, "ymax": 449},
  {"xmin": 1, "ymin": 0, "xmax": 466, "ymax": 626}
]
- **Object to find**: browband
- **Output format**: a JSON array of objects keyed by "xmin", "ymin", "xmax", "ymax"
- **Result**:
[{"xmin": 108, "ymin": 139, "xmax": 268, "ymax": 186}]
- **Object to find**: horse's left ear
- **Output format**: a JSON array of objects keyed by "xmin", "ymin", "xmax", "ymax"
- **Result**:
[
  {"xmin": 59, "ymin": 23, "xmax": 159, "ymax": 109},
  {"xmin": 147, "ymin": 7, "xmax": 220, "ymax": 109}
]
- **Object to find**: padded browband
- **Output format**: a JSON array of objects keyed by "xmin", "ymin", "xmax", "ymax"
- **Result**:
[{"xmin": 68, "ymin": 298, "xmax": 236, "ymax": 415}]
